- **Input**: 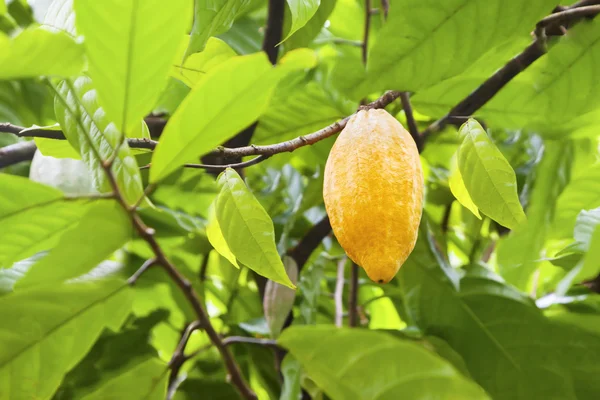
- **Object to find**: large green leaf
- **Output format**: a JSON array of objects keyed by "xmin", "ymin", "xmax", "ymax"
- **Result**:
[
  {"xmin": 186, "ymin": 0, "xmax": 251, "ymax": 57},
  {"xmin": 16, "ymin": 200, "xmax": 132, "ymax": 289},
  {"xmin": 396, "ymin": 235, "xmax": 600, "ymax": 399},
  {"xmin": 552, "ymin": 164, "xmax": 600, "ymax": 239},
  {"xmin": 498, "ymin": 141, "xmax": 573, "ymax": 290},
  {"xmin": 0, "ymin": 279, "xmax": 133, "ymax": 400},
  {"xmin": 74, "ymin": 0, "xmax": 191, "ymax": 134},
  {"xmin": 52, "ymin": 76, "xmax": 145, "ymax": 206},
  {"xmin": 449, "ymin": 154, "xmax": 481, "ymax": 219},
  {"xmin": 214, "ymin": 168, "xmax": 295, "ymax": 288},
  {"xmin": 0, "ymin": 26, "xmax": 83, "ymax": 79},
  {"xmin": 281, "ymin": 0, "xmax": 320, "ymax": 44},
  {"xmin": 0, "ymin": 173, "xmax": 94, "ymax": 269},
  {"xmin": 477, "ymin": 21, "xmax": 600, "ymax": 136},
  {"xmin": 279, "ymin": 326, "xmax": 490, "ymax": 400},
  {"xmin": 81, "ymin": 358, "xmax": 168, "ymax": 400},
  {"xmin": 150, "ymin": 50, "xmax": 316, "ymax": 182},
  {"xmin": 457, "ymin": 119, "xmax": 525, "ymax": 230},
  {"xmin": 343, "ymin": 0, "xmax": 555, "ymax": 98}
]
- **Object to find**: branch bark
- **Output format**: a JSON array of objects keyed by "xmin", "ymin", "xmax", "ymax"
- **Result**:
[{"xmin": 0, "ymin": 141, "xmax": 36, "ymax": 168}]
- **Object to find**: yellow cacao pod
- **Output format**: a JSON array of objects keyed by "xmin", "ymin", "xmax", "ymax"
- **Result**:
[{"xmin": 323, "ymin": 109, "xmax": 424, "ymax": 283}]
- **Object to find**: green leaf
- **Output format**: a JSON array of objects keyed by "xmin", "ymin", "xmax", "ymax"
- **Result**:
[
  {"xmin": 475, "ymin": 21, "xmax": 600, "ymax": 137},
  {"xmin": 16, "ymin": 200, "xmax": 132, "ymax": 289},
  {"xmin": 172, "ymin": 37, "xmax": 237, "ymax": 88},
  {"xmin": 397, "ymin": 241, "xmax": 600, "ymax": 399},
  {"xmin": 74, "ymin": 0, "xmax": 191, "ymax": 134},
  {"xmin": 0, "ymin": 26, "xmax": 83, "ymax": 79},
  {"xmin": 279, "ymin": 326, "xmax": 490, "ymax": 400},
  {"xmin": 0, "ymin": 174, "xmax": 93, "ymax": 269},
  {"xmin": 81, "ymin": 358, "xmax": 168, "ymax": 400},
  {"xmin": 206, "ymin": 205, "xmax": 240, "ymax": 269},
  {"xmin": 215, "ymin": 168, "xmax": 295, "ymax": 288},
  {"xmin": 345, "ymin": 0, "xmax": 555, "ymax": 98},
  {"xmin": 457, "ymin": 119, "xmax": 525, "ymax": 230},
  {"xmin": 553, "ymin": 164, "xmax": 600, "ymax": 239},
  {"xmin": 0, "ymin": 279, "xmax": 133, "ymax": 400},
  {"xmin": 283, "ymin": 0, "xmax": 336, "ymax": 50},
  {"xmin": 186, "ymin": 0, "xmax": 251, "ymax": 57},
  {"xmin": 0, "ymin": 1, "xmax": 6, "ymax": 15},
  {"xmin": 498, "ymin": 141, "xmax": 573, "ymax": 289},
  {"xmin": 150, "ymin": 50, "xmax": 316, "ymax": 182},
  {"xmin": 281, "ymin": 0, "xmax": 320, "ymax": 44},
  {"xmin": 449, "ymin": 153, "xmax": 481, "ymax": 219},
  {"xmin": 52, "ymin": 77, "xmax": 145, "ymax": 206}
]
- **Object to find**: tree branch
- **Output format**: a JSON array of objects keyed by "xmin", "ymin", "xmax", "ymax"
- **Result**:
[
  {"xmin": 0, "ymin": 141, "xmax": 37, "ymax": 168},
  {"xmin": 263, "ymin": 0, "xmax": 286, "ymax": 65},
  {"xmin": 420, "ymin": 1, "xmax": 599, "ymax": 142},
  {"xmin": 211, "ymin": 90, "xmax": 402, "ymax": 159},
  {"xmin": 399, "ymin": 92, "xmax": 422, "ymax": 150},
  {"xmin": 362, "ymin": 0, "xmax": 372, "ymax": 65},
  {"xmin": 287, "ymin": 215, "xmax": 332, "ymax": 270},
  {"xmin": 167, "ymin": 321, "xmax": 202, "ymax": 399},
  {"xmin": 92, "ymin": 151, "xmax": 257, "ymax": 398},
  {"xmin": 222, "ymin": 336, "xmax": 279, "ymax": 348}
]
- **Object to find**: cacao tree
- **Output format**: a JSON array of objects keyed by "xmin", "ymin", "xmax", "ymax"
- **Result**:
[{"xmin": 1, "ymin": 0, "xmax": 600, "ymax": 399}]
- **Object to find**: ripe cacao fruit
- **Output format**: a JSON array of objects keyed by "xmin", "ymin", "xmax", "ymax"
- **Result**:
[{"xmin": 323, "ymin": 109, "xmax": 424, "ymax": 283}]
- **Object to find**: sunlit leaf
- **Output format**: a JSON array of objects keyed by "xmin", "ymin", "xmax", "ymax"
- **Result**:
[
  {"xmin": 150, "ymin": 50, "xmax": 316, "ymax": 182},
  {"xmin": 186, "ymin": 0, "xmax": 251, "ymax": 57},
  {"xmin": 0, "ymin": 279, "xmax": 133, "ymax": 400},
  {"xmin": 457, "ymin": 119, "xmax": 525, "ymax": 230},
  {"xmin": 52, "ymin": 76, "xmax": 145, "ymax": 206},
  {"xmin": 281, "ymin": 0, "xmax": 320, "ymax": 44},
  {"xmin": 343, "ymin": 0, "xmax": 555, "ymax": 98},
  {"xmin": 449, "ymin": 154, "xmax": 481, "ymax": 219},
  {"xmin": 214, "ymin": 168, "xmax": 295, "ymax": 288},
  {"xmin": 0, "ymin": 27, "xmax": 83, "ymax": 79},
  {"xmin": 0, "ymin": 174, "xmax": 93, "ymax": 269},
  {"xmin": 74, "ymin": 0, "xmax": 192, "ymax": 134},
  {"xmin": 16, "ymin": 200, "xmax": 132, "ymax": 289},
  {"xmin": 206, "ymin": 205, "xmax": 240, "ymax": 269}
]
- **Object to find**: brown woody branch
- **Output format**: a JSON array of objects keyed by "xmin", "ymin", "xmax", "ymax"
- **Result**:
[
  {"xmin": 222, "ymin": 336, "xmax": 279, "ymax": 348},
  {"xmin": 0, "ymin": 141, "xmax": 37, "ymax": 168},
  {"xmin": 399, "ymin": 92, "xmax": 421, "ymax": 150}
]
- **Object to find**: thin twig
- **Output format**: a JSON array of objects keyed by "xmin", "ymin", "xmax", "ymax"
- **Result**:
[
  {"xmin": 348, "ymin": 262, "xmax": 359, "ymax": 327},
  {"xmin": 139, "ymin": 155, "xmax": 269, "ymax": 172},
  {"xmin": 127, "ymin": 258, "xmax": 158, "ymax": 285},
  {"xmin": 211, "ymin": 91, "xmax": 402, "ymax": 159},
  {"xmin": 399, "ymin": 92, "xmax": 422, "ymax": 150},
  {"xmin": 334, "ymin": 257, "xmax": 347, "ymax": 327},
  {"xmin": 222, "ymin": 336, "xmax": 279, "ymax": 348},
  {"xmin": 380, "ymin": 0, "xmax": 389, "ymax": 18},
  {"xmin": 167, "ymin": 321, "xmax": 202, "ymax": 400}
]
